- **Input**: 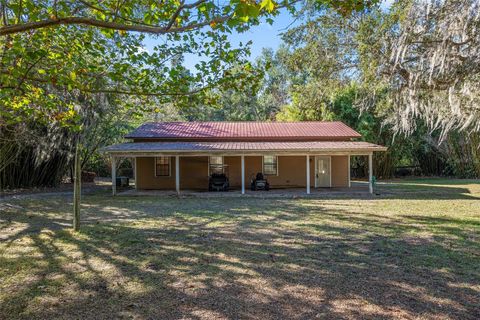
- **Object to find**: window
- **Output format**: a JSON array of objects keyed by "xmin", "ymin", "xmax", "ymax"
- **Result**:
[
  {"xmin": 155, "ymin": 157, "xmax": 170, "ymax": 176},
  {"xmin": 263, "ymin": 155, "xmax": 278, "ymax": 175},
  {"xmin": 209, "ymin": 156, "xmax": 224, "ymax": 174}
]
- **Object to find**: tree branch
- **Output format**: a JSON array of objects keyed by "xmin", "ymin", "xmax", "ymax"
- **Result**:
[
  {"xmin": 82, "ymin": 85, "xmax": 210, "ymax": 96},
  {"xmin": 0, "ymin": 14, "xmax": 232, "ymax": 36},
  {"xmin": 165, "ymin": 0, "xmax": 207, "ymax": 31}
]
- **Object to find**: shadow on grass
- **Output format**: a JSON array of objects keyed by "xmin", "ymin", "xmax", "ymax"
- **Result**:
[{"xmin": 0, "ymin": 197, "xmax": 479, "ymax": 319}]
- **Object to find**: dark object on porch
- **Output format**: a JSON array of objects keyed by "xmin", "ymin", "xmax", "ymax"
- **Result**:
[
  {"xmin": 209, "ymin": 173, "xmax": 229, "ymax": 191},
  {"xmin": 116, "ymin": 176, "xmax": 129, "ymax": 187},
  {"xmin": 251, "ymin": 172, "xmax": 270, "ymax": 191}
]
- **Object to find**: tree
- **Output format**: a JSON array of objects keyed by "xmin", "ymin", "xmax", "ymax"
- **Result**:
[
  {"xmin": 368, "ymin": 0, "xmax": 480, "ymax": 139},
  {"xmin": 0, "ymin": 0, "xmax": 381, "ymax": 230},
  {"xmin": 175, "ymin": 49, "xmax": 291, "ymax": 121},
  {"xmin": 255, "ymin": 47, "xmax": 291, "ymax": 119},
  {"xmin": 0, "ymin": 0, "xmax": 264, "ymax": 230}
]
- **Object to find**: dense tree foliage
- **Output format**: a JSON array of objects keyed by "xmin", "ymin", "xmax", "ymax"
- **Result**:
[
  {"xmin": 175, "ymin": 0, "xmax": 479, "ymax": 178},
  {"xmin": 1, "ymin": 0, "xmax": 478, "ymax": 195},
  {"xmin": 0, "ymin": 0, "xmax": 270, "ymax": 190},
  {"xmin": 277, "ymin": 1, "xmax": 480, "ymax": 178},
  {"xmin": 376, "ymin": 0, "xmax": 480, "ymax": 138}
]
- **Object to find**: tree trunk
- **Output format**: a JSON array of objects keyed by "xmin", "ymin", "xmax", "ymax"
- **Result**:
[
  {"xmin": 70, "ymin": 163, "xmax": 74, "ymax": 184},
  {"xmin": 73, "ymin": 141, "xmax": 81, "ymax": 231}
]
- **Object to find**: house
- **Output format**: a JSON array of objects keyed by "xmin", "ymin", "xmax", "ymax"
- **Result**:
[{"xmin": 104, "ymin": 121, "xmax": 387, "ymax": 195}]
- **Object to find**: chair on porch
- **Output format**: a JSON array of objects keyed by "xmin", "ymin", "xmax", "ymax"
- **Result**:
[
  {"xmin": 251, "ymin": 172, "xmax": 270, "ymax": 191},
  {"xmin": 208, "ymin": 162, "xmax": 230, "ymax": 192}
]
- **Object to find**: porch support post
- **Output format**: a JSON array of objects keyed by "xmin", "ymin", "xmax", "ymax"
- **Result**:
[
  {"xmin": 111, "ymin": 156, "xmax": 116, "ymax": 196},
  {"xmin": 368, "ymin": 153, "xmax": 373, "ymax": 194},
  {"xmin": 241, "ymin": 155, "xmax": 245, "ymax": 194},
  {"xmin": 175, "ymin": 155, "xmax": 180, "ymax": 195},
  {"xmin": 133, "ymin": 157, "xmax": 137, "ymax": 190},
  {"xmin": 348, "ymin": 155, "xmax": 351, "ymax": 188},
  {"xmin": 306, "ymin": 154, "xmax": 311, "ymax": 194}
]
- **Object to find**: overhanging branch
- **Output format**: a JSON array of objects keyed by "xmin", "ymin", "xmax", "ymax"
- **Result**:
[{"xmin": 0, "ymin": 14, "xmax": 231, "ymax": 36}]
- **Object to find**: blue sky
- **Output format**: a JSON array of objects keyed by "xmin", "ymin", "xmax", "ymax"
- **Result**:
[
  {"xmin": 142, "ymin": 8, "xmax": 296, "ymax": 70},
  {"xmin": 142, "ymin": 1, "xmax": 393, "ymax": 70}
]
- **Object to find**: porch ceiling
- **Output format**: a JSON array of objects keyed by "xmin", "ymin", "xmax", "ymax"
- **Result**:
[{"xmin": 103, "ymin": 141, "xmax": 387, "ymax": 156}]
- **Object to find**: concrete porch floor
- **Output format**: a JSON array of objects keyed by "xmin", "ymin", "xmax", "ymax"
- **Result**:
[{"xmin": 117, "ymin": 181, "xmax": 372, "ymax": 198}]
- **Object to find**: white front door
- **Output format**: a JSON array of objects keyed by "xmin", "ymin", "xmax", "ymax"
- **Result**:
[{"xmin": 316, "ymin": 156, "xmax": 331, "ymax": 187}]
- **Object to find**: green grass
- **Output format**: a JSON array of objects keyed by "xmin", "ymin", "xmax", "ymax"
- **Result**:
[{"xmin": 1, "ymin": 179, "xmax": 479, "ymax": 319}]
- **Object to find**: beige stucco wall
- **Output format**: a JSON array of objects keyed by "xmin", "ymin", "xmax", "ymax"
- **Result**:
[
  {"xmin": 135, "ymin": 155, "xmax": 348, "ymax": 190},
  {"xmin": 136, "ymin": 157, "xmax": 176, "ymax": 190},
  {"xmin": 331, "ymin": 155, "xmax": 349, "ymax": 187},
  {"xmin": 136, "ymin": 156, "xmax": 208, "ymax": 190},
  {"xmin": 180, "ymin": 156, "xmax": 209, "ymax": 190},
  {"xmin": 224, "ymin": 156, "xmax": 242, "ymax": 187},
  {"xmin": 266, "ymin": 156, "xmax": 314, "ymax": 188}
]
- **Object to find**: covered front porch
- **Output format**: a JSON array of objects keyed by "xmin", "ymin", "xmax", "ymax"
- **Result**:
[
  {"xmin": 110, "ymin": 153, "xmax": 377, "ymax": 196},
  {"xmin": 104, "ymin": 141, "xmax": 387, "ymax": 196}
]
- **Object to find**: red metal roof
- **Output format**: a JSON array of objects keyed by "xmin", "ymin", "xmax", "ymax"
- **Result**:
[
  {"xmin": 125, "ymin": 121, "xmax": 362, "ymax": 140},
  {"xmin": 104, "ymin": 141, "xmax": 387, "ymax": 153}
]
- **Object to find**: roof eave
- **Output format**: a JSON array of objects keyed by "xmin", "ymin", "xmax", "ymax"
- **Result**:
[
  {"xmin": 123, "ymin": 135, "xmax": 362, "ymax": 140},
  {"xmin": 103, "ymin": 147, "xmax": 387, "ymax": 155}
]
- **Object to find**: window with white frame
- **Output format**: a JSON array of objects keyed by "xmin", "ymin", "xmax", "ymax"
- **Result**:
[
  {"xmin": 263, "ymin": 155, "xmax": 278, "ymax": 175},
  {"xmin": 155, "ymin": 157, "xmax": 171, "ymax": 176},
  {"xmin": 209, "ymin": 156, "xmax": 224, "ymax": 174}
]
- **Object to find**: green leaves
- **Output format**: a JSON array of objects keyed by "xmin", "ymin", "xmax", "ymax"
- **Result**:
[
  {"xmin": 0, "ymin": 0, "xmax": 382, "ymax": 132},
  {"xmin": 260, "ymin": 0, "xmax": 276, "ymax": 12}
]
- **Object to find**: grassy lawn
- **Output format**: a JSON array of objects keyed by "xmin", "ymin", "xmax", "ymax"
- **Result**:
[{"xmin": 1, "ymin": 179, "xmax": 479, "ymax": 319}]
